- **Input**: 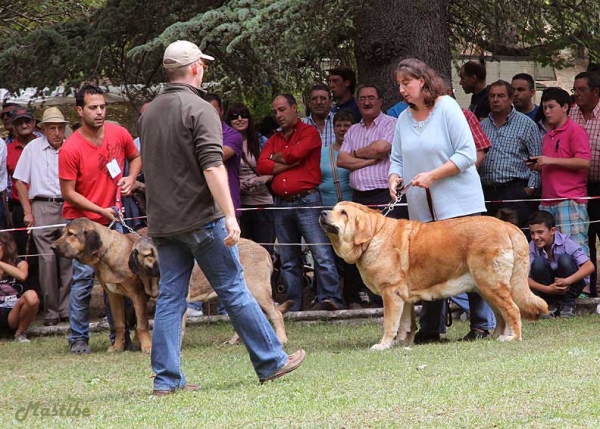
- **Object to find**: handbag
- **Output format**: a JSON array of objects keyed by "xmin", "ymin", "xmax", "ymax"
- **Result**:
[{"xmin": 329, "ymin": 146, "xmax": 344, "ymax": 202}]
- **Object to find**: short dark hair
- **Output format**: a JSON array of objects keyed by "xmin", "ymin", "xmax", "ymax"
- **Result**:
[
  {"xmin": 328, "ymin": 67, "xmax": 357, "ymax": 94},
  {"xmin": 574, "ymin": 71, "xmax": 600, "ymax": 90},
  {"xmin": 75, "ymin": 84, "xmax": 104, "ymax": 107},
  {"xmin": 512, "ymin": 73, "xmax": 535, "ymax": 90},
  {"xmin": 308, "ymin": 83, "xmax": 331, "ymax": 98},
  {"xmin": 541, "ymin": 88, "xmax": 572, "ymax": 114},
  {"xmin": 277, "ymin": 93, "xmax": 297, "ymax": 107},
  {"xmin": 333, "ymin": 109, "xmax": 356, "ymax": 125},
  {"xmin": 356, "ymin": 84, "xmax": 383, "ymax": 100},
  {"xmin": 461, "ymin": 61, "xmax": 487, "ymax": 82},
  {"xmin": 204, "ymin": 93, "xmax": 222, "ymax": 110},
  {"xmin": 490, "ymin": 80, "xmax": 514, "ymax": 98},
  {"xmin": 527, "ymin": 210, "xmax": 556, "ymax": 229}
]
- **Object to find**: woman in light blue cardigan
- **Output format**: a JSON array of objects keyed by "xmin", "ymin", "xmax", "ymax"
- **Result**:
[{"xmin": 388, "ymin": 58, "xmax": 493, "ymax": 344}]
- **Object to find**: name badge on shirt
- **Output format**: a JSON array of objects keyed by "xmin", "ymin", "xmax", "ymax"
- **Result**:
[{"xmin": 106, "ymin": 159, "xmax": 121, "ymax": 179}]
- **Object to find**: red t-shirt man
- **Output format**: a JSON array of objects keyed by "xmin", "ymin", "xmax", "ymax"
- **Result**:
[{"xmin": 59, "ymin": 122, "xmax": 138, "ymax": 225}]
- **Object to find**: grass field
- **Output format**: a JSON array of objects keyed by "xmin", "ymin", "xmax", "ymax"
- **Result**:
[{"xmin": 1, "ymin": 315, "xmax": 600, "ymax": 429}]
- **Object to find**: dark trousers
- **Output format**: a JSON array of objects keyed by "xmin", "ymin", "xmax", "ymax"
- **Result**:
[
  {"xmin": 344, "ymin": 188, "xmax": 408, "ymax": 305},
  {"xmin": 240, "ymin": 204, "xmax": 275, "ymax": 257},
  {"xmin": 482, "ymin": 179, "xmax": 537, "ymax": 232},
  {"xmin": 586, "ymin": 183, "xmax": 600, "ymax": 296},
  {"xmin": 530, "ymin": 254, "xmax": 585, "ymax": 307},
  {"xmin": 9, "ymin": 200, "xmax": 40, "ymax": 298}
]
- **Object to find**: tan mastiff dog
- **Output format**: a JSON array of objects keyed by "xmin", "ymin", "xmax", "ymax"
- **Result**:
[
  {"xmin": 319, "ymin": 201, "xmax": 548, "ymax": 351},
  {"xmin": 129, "ymin": 236, "xmax": 291, "ymax": 345},
  {"xmin": 52, "ymin": 218, "xmax": 154, "ymax": 353}
]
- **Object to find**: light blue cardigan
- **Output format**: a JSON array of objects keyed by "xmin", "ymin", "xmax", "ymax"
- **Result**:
[{"xmin": 389, "ymin": 95, "xmax": 486, "ymax": 222}]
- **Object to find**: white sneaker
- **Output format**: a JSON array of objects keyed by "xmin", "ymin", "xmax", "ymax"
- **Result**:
[
  {"xmin": 14, "ymin": 333, "xmax": 31, "ymax": 343},
  {"xmin": 187, "ymin": 308, "xmax": 204, "ymax": 317}
]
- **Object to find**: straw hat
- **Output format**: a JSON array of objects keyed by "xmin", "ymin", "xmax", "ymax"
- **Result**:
[{"xmin": 38, "ymin": 107, "xmax": 68, "ymax": 125}]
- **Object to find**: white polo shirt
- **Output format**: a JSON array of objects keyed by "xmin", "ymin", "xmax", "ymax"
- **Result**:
[
  {"xmin": 0, "ymin": 138, "xmax": 7, "ymax": 193},
  {"xmin": 13, "ymin": 135, "xmax": 62, "ymax": 199}
]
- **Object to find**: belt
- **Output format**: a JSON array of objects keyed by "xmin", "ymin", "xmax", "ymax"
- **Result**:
[
  {"xmin": 33, "ymin": 196, "xmax": 64, "ymax": 203},
  {"xmin": 279, "ymin": 187, "xmax": 318, "ymax": 202},
  {"xmin": 482, "ymin": 179, "xmax": 528, "ymax": 192}
]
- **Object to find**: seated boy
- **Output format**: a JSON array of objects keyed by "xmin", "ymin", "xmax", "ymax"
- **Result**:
[{"xmin": 527, "ymin": 210, "xmax": 594, "ymax": 317}]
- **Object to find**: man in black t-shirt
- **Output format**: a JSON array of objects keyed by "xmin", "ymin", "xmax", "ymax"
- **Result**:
[{"xmin": 459, "ymin": 60, "xmax": 491, "ymax": 121}]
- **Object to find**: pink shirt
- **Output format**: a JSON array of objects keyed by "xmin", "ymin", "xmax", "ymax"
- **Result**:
[
  {"xmin": 570, "ymin": 102, "xmax": 600, "ymax": 183},
  {"xmin": 340, "ymin": 113, "xmax": 396, "ymax": 191},
  {"xmin": 540, "ymin": 118, "xmax": 590, "ymax": 205}
]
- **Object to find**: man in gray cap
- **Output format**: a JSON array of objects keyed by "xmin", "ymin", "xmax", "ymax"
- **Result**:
[
  {"xmin": 14, "ymin": 107, "xmax": 73, "ymax": 326},
  {"xmin": 139, "ymin": 40, "xmax": 305, "ymax": 396}
]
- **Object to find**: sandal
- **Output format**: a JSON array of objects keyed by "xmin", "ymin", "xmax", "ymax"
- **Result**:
[{"xmin": 70, "ymin": 339, "xmax": 92, "ymax": 354}]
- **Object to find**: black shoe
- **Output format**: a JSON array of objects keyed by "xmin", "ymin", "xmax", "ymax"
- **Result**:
[
  {"xmin": 462, "ymin": 329, "xmax": 491, "ymax": 341},
  {"xmin": 559, "ymin": 304, "xmax": 576, "ymax": 318},
  {"xmin": 44, "ymin": 318, "xmax": 59, "ymax": 326},
  {"xmin": 414, "ymin": 331, "xmax": 444, "ymax": 344}
]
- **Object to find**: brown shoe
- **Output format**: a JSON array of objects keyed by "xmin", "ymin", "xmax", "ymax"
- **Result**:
[
  {"xmin": 320, "ymin": 299, "xmax": 340, "ymax": 311},
  {"xmin": 153, "ymin": 383, "xmax": 200, "ymax": 397},
  {"xmin": 260, "ymin": 349, "xmax": 306, "ymax": 384}
]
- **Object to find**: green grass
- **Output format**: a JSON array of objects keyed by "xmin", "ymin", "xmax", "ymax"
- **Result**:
[{"xmin": 1, "ymin": 316, "xmax": 600, "ymax": 428}]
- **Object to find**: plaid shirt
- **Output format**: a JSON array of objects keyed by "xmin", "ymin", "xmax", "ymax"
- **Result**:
[
  {"xmin": 479, "ymin": 108, "xmax": 542, "ymax": 188},
  {"xmin": 463, "ymin": 109, "xmax": 491, "ymax": 151},
  {"xmin": 302, "ymin": 112, "xmax": 335, "ymax": 147},
  {"xmin": 569, "ymin": 102, "xmax": 600, "ymax": 183}
]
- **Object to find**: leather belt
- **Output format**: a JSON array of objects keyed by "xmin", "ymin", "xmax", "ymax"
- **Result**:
[
  {"xmin": 279, "ymin": 187, "xmax": 318, "ymax": 202},
  {"xmin": 482, "ymin": 179, "xmax": 528, "ymax": 192},
  {"xmin": 33, "ymin": 196, "xmax": 64, "ymax": 203}
]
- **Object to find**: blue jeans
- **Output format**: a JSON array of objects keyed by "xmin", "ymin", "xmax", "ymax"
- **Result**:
[
  {"xmin": 530, "ymin": 254, "xmax": 585, "ymax": 307},
  {"xmin": 68, "ymin": 222, "xmax": 124, "ymax": 345},
  {"xmin": 151, "ymin": 217, "xmax": 288, "ymax": 390},
  {"xmin": 274, "ymin": 191, "xmax": 343, "ymax": 311},
  {"xmin": 419, "ymin": 293, "xmax": 496, "ymax": 334}
]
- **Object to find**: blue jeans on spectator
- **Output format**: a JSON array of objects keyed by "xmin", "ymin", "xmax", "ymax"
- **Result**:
[
  {"xmin": 68, "ymin": 222, "xmax": 125, "ymax": 346},
  {"xmin": 419, "ymin": 293, "xmax": 496, "ymax": 335},
  {"xmin": 274, "ymin": 191, "xmax": 343, "ymax": 311},
  {"xmin": 151, "ymin": 217, "xmax": 288, "ymax": 390},
  {"xmin": 530, "ymin": 254, "xmax": 585, "ymax": 307}
]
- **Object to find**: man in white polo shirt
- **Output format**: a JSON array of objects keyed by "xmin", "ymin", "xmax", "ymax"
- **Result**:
[{"xmin": 13, "ymin": 107, "xmax": 72, "ymax": 326}]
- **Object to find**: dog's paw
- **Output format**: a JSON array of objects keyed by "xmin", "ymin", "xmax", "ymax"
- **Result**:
[
  {"xmin": 107, "ymin": 345, "xmax": 125, "ymax": 353},
  {"xmin": 497, "ymin": 335, "xmax": 518, "ymax": 342},
  {"xmin": 370, "ymin": 342, "xmax": 392, "ymax": 351},
  {"xmin": 142, "ymin": 345, "xmax": 152, "ymax": 353}
]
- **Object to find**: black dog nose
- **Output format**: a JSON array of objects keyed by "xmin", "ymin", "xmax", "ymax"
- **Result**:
[
  {"xmin": 321, "ymin": 210, "xmax": 329, "ymax": 217},
  {"xmin": 50, "ymin": 244, "xmax": 58, "ymax": 253}
]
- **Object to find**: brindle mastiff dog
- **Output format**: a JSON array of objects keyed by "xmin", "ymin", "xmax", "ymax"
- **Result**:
[
  {"xmin": 319, "ymin": 201, "xmax": 549, "ymax": 351},
  {"xmin": 52, "ymin": 218, "xmax": 154, "ymax": 353},
  {"xmin": 129, "ymin": 236, "xmax": 291, "ymax": 345}
]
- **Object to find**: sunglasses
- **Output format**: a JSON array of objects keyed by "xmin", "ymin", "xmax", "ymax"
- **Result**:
[{"xmin": 231, "ymin": 112, "xmax": 250, "ymax": 120}]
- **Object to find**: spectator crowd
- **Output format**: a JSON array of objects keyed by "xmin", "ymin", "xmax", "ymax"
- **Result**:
[{"xmin": 1, "ymin": 52, "xmax": 600, "ymax": 349}]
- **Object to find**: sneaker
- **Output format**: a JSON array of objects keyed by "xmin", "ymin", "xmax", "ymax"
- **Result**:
[
  {"xmin": 462, "ymin": 329, "xmax": 491, "ymax": 341},
  {"xmin": 559, "ymin": 304, "xmax": 576, "ymax": 318},
  {"xmin": 358, "ymin": 291, "xmax": 370, "ymax": 306},
  {"xmin": 14, "ymin": 333, "xmax": 30, "ymax": 343},
  {"xmin": 578, "ymin": 292, "xmax": 590, "ymax": 299},
  {"xmin": 70, "ymin": 339, "xmax": 92, "ymax": 354},
  {"xmin": 540, "ymin": 305, "xmax": 558, "ymax": 319},
  {"xmin": 186, "ymin": 308, "xmax": 204, "ymax": 317},
  {"xmin": 259, "ymin": 349, "xmax": 306, "ymax": 384}
]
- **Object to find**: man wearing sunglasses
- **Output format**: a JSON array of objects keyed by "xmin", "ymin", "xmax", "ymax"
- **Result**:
[{"xmin": 569, "ymin": 71, "xmax": 600, "ymax": 297}]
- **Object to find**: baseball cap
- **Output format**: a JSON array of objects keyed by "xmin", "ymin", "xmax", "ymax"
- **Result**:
[
  {"xmin": 163, "ymin": 40, "xmax": 214, "ymax": 69},
  {"xmin": 9, "ymin": 107, "xmax": 34, "ymax": 121}
]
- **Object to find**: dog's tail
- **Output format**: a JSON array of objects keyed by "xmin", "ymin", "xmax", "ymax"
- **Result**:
[{"xmin": 508, "ymin": 227, "xmax": 549, "ymax": 319}]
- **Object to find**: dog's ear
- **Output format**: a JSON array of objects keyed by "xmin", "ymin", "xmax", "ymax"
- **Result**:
[
  {"xmin": 84, "ymin": 229, "xmax": 103, "ymax": 257},
  {"xmin": 353, "ymin": 214, "xmax": 373, "ymax": 246},
  {"xmin": 128, "ymin": 248, "xmax": 140, "ymax": 274}
]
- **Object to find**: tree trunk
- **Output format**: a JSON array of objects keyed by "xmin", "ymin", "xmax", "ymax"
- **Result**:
[{"xmin": 354, "ymin": 0, "xmax": 451, "ymax": 110}]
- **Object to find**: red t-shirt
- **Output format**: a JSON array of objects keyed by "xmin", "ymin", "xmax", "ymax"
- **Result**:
[{"xmin": 59, "ymin": 123, "xmax": 138, "ymax": 224}]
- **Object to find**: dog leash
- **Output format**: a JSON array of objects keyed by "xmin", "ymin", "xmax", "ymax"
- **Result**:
[{"xmin": 381, "ymin": 181, "xmax": 412, "ymax": 217}]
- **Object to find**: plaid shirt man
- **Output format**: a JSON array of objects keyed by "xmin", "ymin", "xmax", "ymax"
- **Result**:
[
  {"xmin": 302, "ymin": 111, "xmax": 336, "ymax": 147},
  {"xmin": 479, "ymin": 108, "xmax": 542, "ymax": 189},
  {"xmin": 570, "ymin": 102, "xmax": 600, "ymax": 183}
]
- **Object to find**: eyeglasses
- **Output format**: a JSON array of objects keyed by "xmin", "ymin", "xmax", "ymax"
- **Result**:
[
  {"xmin": 571, "ymin": 86, "xmax": 591, "ymax": 94},
  {"xmin": 231, "ymin": 113, "xmax": 250, "ymax": 120},
  {"xmin": 357, "ymin": 96, "xmax": 380, "ymax": 103}
]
